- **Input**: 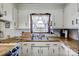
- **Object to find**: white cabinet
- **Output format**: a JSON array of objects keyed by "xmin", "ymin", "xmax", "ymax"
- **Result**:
[
  {"xmin": 21, "ymin": 42, "xmax": 78, "ymax": 56},
  {"xmin": 0, "ymin": 3, "xmax": 18, "ymax": 29},
  {"xmin": 59, "ymin": 43, "xmax": 78, "ymax": 56},
  {"xmin": 1, "ymin": 4, "xmax": 13, "ymax": 22},
  {"xmin": 64, "ymin": 3, "xmax": 78, "ymax": 29},
  {"xmin": 31, "ymin": 42, "xmax": 50, "ymax": 56},
  {"xmin": 21, "ymin": 43, "xmax": 31, "ymax": 56},
  {"xmin": 31, "ymin": 46, "xmax": 49, "ymax": 56},
  {"xmin": 17, "ymin": 9, "xmax": 30, "ymax": 30},
  {"xmin": 0, "ymin": 4, "xmax": 2, "ymax": 13},
  {"xmin": 40, "ymin": 46, "xmax": 49, "ymax": 56},
  {"xmin": 12, "ymin": 6, "xmax": 18, "ymax": 29},
  {"xmin": 59, "ymin": 44, "xmax": 69, "ymax": 56},
  {"xmin": 0, "ymin": 4, "xmax": 1, "ymax": 10},
  {"xmin": 31, "ymin": 46, "xmax": 41, "ymax": 56},
  {"xmin": 0, "ymin": 3, "xmax": 15, "ymax": 29},
  {"xmin": 21, "ymin": 42, "xmax": 32, "ymax": 56},
  {"xmin": 52, "ymin": 9, "xmax": 64, "ymax": 29},
  {"xmin": 49, "ymin": 43, "xmax": 59, "ymax": 56},
  {"xmin": 68, "ymin": 48, "xmax": 78, "ymax": 56},
  {"xmin": 0, "ymin": 3, "xmax": 3, "ymax": 15},
  {"xmin": 21, "ymin": 44, "xmax": 29, "ymax": 56},
  {"xmin": 31, "ymin": 42, "xmax": 60, "ymax": 56},
  {"xmin": 0, "ymin": 22, "xmax": 5, "ymax": 31}
]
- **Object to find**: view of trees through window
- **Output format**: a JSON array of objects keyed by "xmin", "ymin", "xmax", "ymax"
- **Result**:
[{"xmin": 31, "ymin": 13, "xmax": 50, "ymax": 32}]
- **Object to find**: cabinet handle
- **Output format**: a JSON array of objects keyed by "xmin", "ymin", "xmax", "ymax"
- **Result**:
[
  {"xmin": 54, "ymin": 44, "xmax": 57, "ymax": 45},
  {"xmin": 31, "ymin": 44, "xmax": 35, "ymax": 45},
  {"xmin": 41, "ymin": 50, "xmax": 43, "ymax": 54},
  {"xmin": 72, "ymin": 20, "xmax": 74, "ymax": 25},
  {"xmin": 27, "ymin": 49, "xmax": 28, "ymax": 53},
  {"xmin": 38, "ymin": 49, "xmax": 39, "ymax": 54},
  {"xmin": 14, "ymin": 22, "xmax": 16, "ymax": 26},
  {"xmin": 61, "ymin": 46, "xmax": 64, "ymax": 49},
  {"xmin": 53, "ymin": 49, "xmax": 54, "ymax": 53},
  {"xmin": 46, "ymin": 44, "xmax": 50, "ymax": 45},
  {"xmin": 24, "ymin": 44, "xmax": 27, "ymax": 45},
  {"xmin": 76, "ymin": 19, "xmax": 78, "ymax": 24},
  {"xmin": 54, "ymin": 23, "xmax": 55, "ymax": 26},
  {"xmin": 4, "ymin": 11, "xmax": 7, "ymax": 16}
]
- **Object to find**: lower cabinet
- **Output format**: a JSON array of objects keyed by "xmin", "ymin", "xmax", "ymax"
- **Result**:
[
  {"xmin": 59, "ymin": 43, "xmax": 78, "ymax": 56},
  {"xmin": 21, "ymin": 42, "xmax": 78, "ymax": 56},
  {"xmin": 21, "ymin": 43, "xmax": 31, "ymax": 56},
  {"xmin": 59, "ymin": 44, "xmax": 69, "ymax": 56},
  {"xmin": 31, "ymin": 46, "xmax": 41, "ymax": 56},
  {"xmin": 49, "ymin": 43, "xmax": 59, "ymax": 56},
  {"xmin": 40, "ymin": 46, "xmax": 49, "ymax": 56},
  {"xmin": 31, "ymin": 46, "xmax": 49, "ymax": 56},
  {"xmin": 68, "ymin": 49, "xmax": 78, "ymax": 56}
]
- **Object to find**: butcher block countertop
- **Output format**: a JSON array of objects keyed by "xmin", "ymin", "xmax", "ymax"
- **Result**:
[
  {"xmin": 0, "ymin": 44, "xmax": 15, "ymax": 56},
  {"xmin": 0, "ymin": 36, "xmax": 78, "ymax": 54}
]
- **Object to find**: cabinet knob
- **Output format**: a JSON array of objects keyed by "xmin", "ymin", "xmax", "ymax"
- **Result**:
[
  {"xmin": 76, "ymin": 19, "xmax": 78, "ymax": 24},
  {"xmin": 53, "ymin": 49, "xmax": 54, "ymax": 53},
  {"xmin": 54, "ymin": 23, "xmax": 55, "ymax": 26},
  {"xmin": 24, "ymin": 44, "xmax": 27, "ymax": 45},
  {"xmin": 46, "ymin": 44, "xmax": 50, "ymax": 45},
  {"xmin": 53, "ymin": 44, "xmax": 57, "ymax": 45},
  {"xmin": 31, "ymin": 44, "xmax": 35, "ymax": 45},
  {"xmin": 27, "ymin": 49, "xmax": 28, "ymax": 53},
  {"xmin": 41, "ymin": 50, "xmax": 43, "ymax": 54},
  {"xmin": 38, "ymin": 49, "xmax": 39, "ymax": 54},
  {"xmin": 61, "ymin": 46, "xmax": 64, "ymax": 49}
]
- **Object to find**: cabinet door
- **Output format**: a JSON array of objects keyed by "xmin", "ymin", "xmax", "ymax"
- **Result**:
[
  {"xmin": 53, "ymin": 9, "xmax": 63, "ymax": 29},
  {"xmin": 18, "ymin": 9, "xmax": 29, "ymax": 29},
  {"xmin": 21, "ymin": 44, "xmax": 29, "ymax": 56},
  {"xmin": 2, "ymin": 4, "xmax": 13, "ymax": 21},
  {"xmin": 12, "ymin": 7, "xmax": 18, "ymax": 29},
  {"xmin": 68, "ymin": 49, "xmax": 78, "ymax": 56},
  {"xmin": 0, "ymin": 4, "xmax": 2, "ymax": 12},
  {"xmin": 50, "ymin": 43, "xmax": 59, "ymax": 56},
  {"xmin": 40, "ymin": 46, "xmax": 49, "ymax": 56},
  {"xmin": 59, "ymin": 45, "xmax": 69, "ymax": 56},
  {"xmin": 31, "ymin": 46, "xmax": 41, "ymax": 56},
  {"xmin": 64, "ymin": 4, "xmax": 78, "ymax": 29}
]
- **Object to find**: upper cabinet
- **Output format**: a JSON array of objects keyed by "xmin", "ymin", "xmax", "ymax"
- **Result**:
[
  {"xmin": 64, "ymin": 3, "xmax": 78, "ymax": 29},
  {"xmin": 1, "ymin": 4, "xmax": 13, "ymax": 22},
  {"xmin": 0, "ymin": 4, "xmax": 3, "ymax": 17},
  {"xmin": 17, "ymin": 9, "xmax": 30, "ymax": 30},
  {"xmin": 0, "ymin": 4, "xmax": 2, "ymax": 14},
  {"xmin": 52, "ymin": 9, "xmax": 64, "ymax": 29},
  {"xmin": 77, "ymin": 3, "xmax": 79, "ymax": 29}
]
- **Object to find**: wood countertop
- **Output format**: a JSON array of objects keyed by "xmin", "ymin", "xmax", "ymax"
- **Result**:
[
  {"xmin": 0, "ymin": 44, "xmax": 15, "ymax": 56},
  {"xmin": 0, "ymin": 37, "xmax": 78, "ymax": 54}
]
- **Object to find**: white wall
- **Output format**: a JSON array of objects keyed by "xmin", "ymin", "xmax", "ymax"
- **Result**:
[{"xmin": 69, "ymin": 30, "xmax": 78, "ymax": 40}]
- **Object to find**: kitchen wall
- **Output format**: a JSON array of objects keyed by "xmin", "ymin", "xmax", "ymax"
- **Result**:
[
  {"xmin": 0, "ymin": 3, "xmax": 78, "ymax": 40},
  {"xmin": 14, "ymin": 3, "xmax": 78, "ymax": 40},
  {"xmin": 69, "ymin": 29, "xmax": 78, "ymax": 40},
  {"xmin": 14, "ymin": 3, "xmax": 64, "ymax": 36},
  {"xmin": 17, "ymin": 3, "xmax": 64, "ymax": 29}
]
